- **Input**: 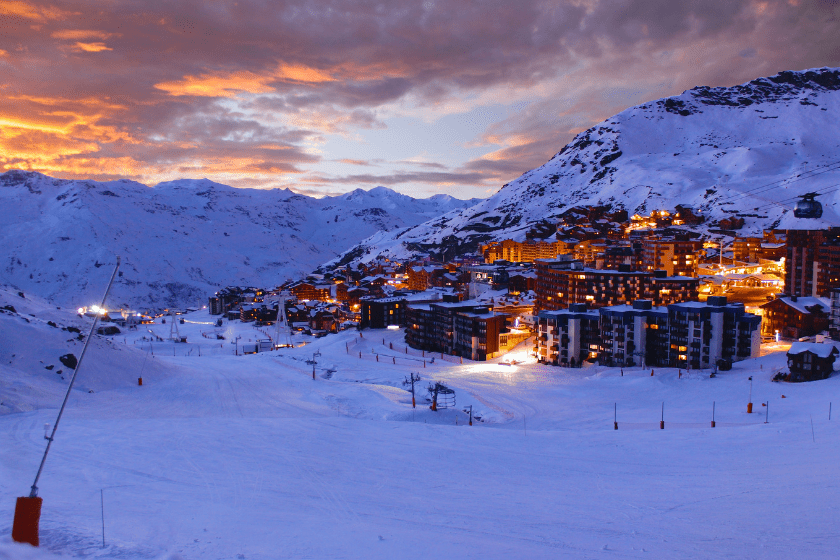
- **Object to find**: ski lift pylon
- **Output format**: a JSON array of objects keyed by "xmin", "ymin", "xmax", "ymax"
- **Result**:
[{"xmin": 428, "ymin": 382, "xmax": 456, "ymax": 410}]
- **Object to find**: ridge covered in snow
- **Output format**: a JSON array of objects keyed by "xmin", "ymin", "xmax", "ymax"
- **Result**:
[
  {"xmin": 0, "ymin": 172, "xmax": 479, "ymax": 308},
  {"xmin": 328, "ymin": 67, "xmax": 840, "ymax": 266}
]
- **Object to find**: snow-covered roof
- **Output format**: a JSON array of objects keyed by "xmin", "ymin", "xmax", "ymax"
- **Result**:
[
  {"xmin": 787, "ymin": 342, "xmax": 839, "ymax": 358},
  {"xmin": 765, "ymin": 296, "xmax": 830, "ymax": 315}
]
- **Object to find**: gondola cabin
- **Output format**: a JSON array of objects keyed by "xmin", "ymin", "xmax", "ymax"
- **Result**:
[{"xmin": 793, "ymin": 193, "xmax": 823, "ymax": 219}]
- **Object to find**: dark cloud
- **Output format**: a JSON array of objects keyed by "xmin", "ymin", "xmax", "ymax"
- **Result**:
[{"xmin": 0, "ymin": 0, "xmax": 838, "ymax": 193}]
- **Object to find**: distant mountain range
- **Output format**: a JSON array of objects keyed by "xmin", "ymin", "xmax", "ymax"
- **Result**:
[
  {"xmin": 6, "ymin": 67, "xmax": 840, "ymax": 308},
  {"xmin": 327, "ymin": 67, "xmax": 840, "ymax": 268},
  {"xmin": 0, "ymin": 172, "xmax": 479, "ymax": 309}
]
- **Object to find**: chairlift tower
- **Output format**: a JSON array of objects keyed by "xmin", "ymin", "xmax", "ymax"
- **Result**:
[
  {"xmin": 168, "ymin": 310, "xmax": 181, "ymax": 342},
  {"xmin": 273, "ymin": 294, "xmax": 293, "ymax": 348}
]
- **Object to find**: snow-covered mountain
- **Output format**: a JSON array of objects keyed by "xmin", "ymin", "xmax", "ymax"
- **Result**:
[
  {"xmin": 0, "ymin": 172, "xmax": 480, "ymax": 308},
  {"xmin": 329, "ymin": 67, "xmax": 840, "ymax": 266}
]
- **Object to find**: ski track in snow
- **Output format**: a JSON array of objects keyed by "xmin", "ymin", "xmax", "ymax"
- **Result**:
[{"xmin": 2, "ymin": 298, "xmax": 840, "ymax": 559}]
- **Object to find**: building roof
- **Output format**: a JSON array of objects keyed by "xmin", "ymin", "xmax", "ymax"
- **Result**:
[
  {"xmin": 788, "ymin": 342, "xmax": 839, "ymax": 358},
  {"xmin": 538, "ymin": 308, "xmax": 600, "ymax": 320},
  {"xmin": 762, "ymin": 296, "xmax": 830, "ymax": 315}
]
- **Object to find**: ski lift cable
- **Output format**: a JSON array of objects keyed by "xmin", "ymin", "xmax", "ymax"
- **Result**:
[
  {"xmin": 712, "ymin": 161, "xmax": 840, "ymax": 204},
  {"xmin": 713, "ymin": 183, "xmax": 838, "ymax": 218},
  {"xmin": 714, "ymin": 170, "xmax": 840, "ymax": 207},
  {"xmin": 775, "ymin": 184, "xmax": 840, "ymax": 205},
  {"xmin": 721, "ymin": 160, "xmax": 840, "ymax": 199}
]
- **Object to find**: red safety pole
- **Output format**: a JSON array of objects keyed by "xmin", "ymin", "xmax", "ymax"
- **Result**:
[
  {"xmin": 660, "ymin": 402, "xmax": 665, "ymax": 429},
  {"xmin": 711, "ymin": 401, "xmax": 716, "ymax": 428}
]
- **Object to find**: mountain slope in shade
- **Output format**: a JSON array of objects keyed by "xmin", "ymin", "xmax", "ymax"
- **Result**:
[
  {"xmin": 0, "ymin": 172, "xmax": 480, "ymax": 308},
  {"xmin": 328, "ymin": 67, "xmax": 840, "ymax": 266}
]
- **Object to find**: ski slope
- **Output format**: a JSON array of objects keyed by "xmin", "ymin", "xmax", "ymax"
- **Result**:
[{"xmin": 1, "ymin": 292, "xmax": 839, "ymax": 559}]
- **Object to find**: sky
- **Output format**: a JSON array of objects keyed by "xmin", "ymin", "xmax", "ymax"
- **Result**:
[{"xmin": 1, "ymin": 1, "xmax": 839, "ymax": 200}]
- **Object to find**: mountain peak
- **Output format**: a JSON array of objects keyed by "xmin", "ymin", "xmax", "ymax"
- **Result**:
[{"xmin": 329, "ymin": 67, "xmax": 840, "ymax": 267}]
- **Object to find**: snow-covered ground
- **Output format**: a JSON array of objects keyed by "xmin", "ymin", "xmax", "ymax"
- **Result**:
[{"xmin": 2, "ymin": 289, "xmax": 839, "ymax": 559}]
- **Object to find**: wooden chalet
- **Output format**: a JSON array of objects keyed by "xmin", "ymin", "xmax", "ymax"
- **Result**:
[{"xmin": 786, "ymin": 342, "xmax": 838, "ymax": 382}]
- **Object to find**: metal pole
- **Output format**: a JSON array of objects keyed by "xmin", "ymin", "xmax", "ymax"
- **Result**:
[
  {"xmin": 660, "ymin": 402, "xmax": 664, "ymax": 429},
  {"xmin": 765, "ymin": 401, "xmax": 769, "ymax": 424},
  {"xmin": 29, "ymin": 257, "xmax": 121, "ymax": 498},
  {"xmin": 101, "ymin": 489, "xmax": 105, "ymax": 548},
  {"xmin": 711, "ymin": 401, "xmax": 716, "ymax": 428}
]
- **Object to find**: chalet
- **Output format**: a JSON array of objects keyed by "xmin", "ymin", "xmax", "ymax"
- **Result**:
[
  {"xmin": 289, "ymin": 282, "xmax": 330, "ymax": 302},
  {"xmin": 507, "ymin": 271, "xmax": 536, "ymax": 295},
  {"xmin": 786, "ymin": 342, "xmax": 838, "ymax": 382},
  {"xmin": 759, "ymin": 296, "xmax": 830, "ymax": 338},
  {"xmin": 345, "ymin": 287, "xmax": 370, "ymax": 305},
  {"xmin": 309, "ymin": 309, "xmax": 340, "ymax": 333},
  {"xmin": 333, "ymin": 283, "xmax": 349, "ymax": 302}
]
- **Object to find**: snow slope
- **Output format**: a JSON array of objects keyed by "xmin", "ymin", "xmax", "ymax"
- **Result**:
[
  {"xmin": 0, "ymin": 172, "xmax": 479, "ymax": 309},
  {"xmin": 1, "ymin": 289, "xmax": 839, "ymax": 559},
  {"xmin": 330, "ymin": 67, "xmax": 840, "ymax": 266}
]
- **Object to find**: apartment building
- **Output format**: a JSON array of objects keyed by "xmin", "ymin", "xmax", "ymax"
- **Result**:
[
  {"xmin": 534, "ymin": 297, "xmax": 761, "ymax": 370},
  {"xmin": 641, "ymin": 237, "xmax": 703, "ymax": 277},
  {"xmin": 405, "ymin": 301, "xmax": 509, "ymax": 360},
  {"xmin": 535, "ymin": 304, "xmax": 600, "ymax": 366},
  {"xmin": 535, "ymin": 260, "xmax": 698, "ymax": 311}
]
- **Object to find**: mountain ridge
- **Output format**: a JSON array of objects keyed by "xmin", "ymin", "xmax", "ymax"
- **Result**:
[
  {"xmin": 1, "ymin": 171, "xmax": 480, "ymax": 308},
  {"xmin": 327, "ymin": 67, "xmax": 840, "ymax": 267}
]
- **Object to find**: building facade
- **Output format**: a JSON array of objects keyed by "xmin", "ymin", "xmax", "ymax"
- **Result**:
[
  {"xmin": 534, "ymin": 297, "xmax": 761, "ymax": 370},
  {"xmin": 535, "ymin": 261, "xmax": 698, "ymax": 312},
  {"xmin": 405, "ymin": 302, "xmax": 509, "ymax": 361},
  {"xmin": 535, "ymin": 304, "xmax": 600, "ymax": 366},
  {"xmin": 641, "ymin": 237, "xmax": 703, "ymax": 277},
  {"xmin": 360, "ymin": 297, "xmax": 406, "ymax": 329},
  {"xmin": 759, "ymin": 296, "xmax": 830, "ymax": 339}
]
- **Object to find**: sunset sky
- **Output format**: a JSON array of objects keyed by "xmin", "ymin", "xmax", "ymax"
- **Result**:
[{"xmin": 1, "ymin": 0, "xmax": 839, "ymax": 199}]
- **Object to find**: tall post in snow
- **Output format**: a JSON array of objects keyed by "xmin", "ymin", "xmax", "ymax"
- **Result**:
[{"xmin": 14, "ymin": 257, "xmax": 121, "ymax": 547}]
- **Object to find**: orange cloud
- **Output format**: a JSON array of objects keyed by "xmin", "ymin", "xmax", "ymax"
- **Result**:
[
  {"xmin": 0, "ymin": 1, "xmax": 68, "ymax": 21},
  {"xmin": 154, "ymin": 71, "xmax": 274, "ymax": 97},
  {"xmin": 52, "ymin": 29, "xmax": 117, "ymax": 40},
  {"xmin": 72, "ymin": 42, "xmax": 113, "ymax": 52},
  {"xmin": 276, "ymin": 64, "xmax": 334, "ymax": 83},
  {"xmin": 7, "ymin": 94, "xmax": 127, "ymax": 111},
  {"xmin": 155, "ymin": 63, "xmax": 335, "ymax": 98}
]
